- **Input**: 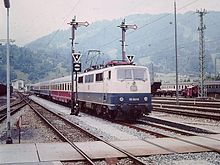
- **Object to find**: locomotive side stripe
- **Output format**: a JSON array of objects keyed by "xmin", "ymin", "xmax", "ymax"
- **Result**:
[{"xmin": 78, "ymin": 92, "xmax": 151, "ymax": 105}]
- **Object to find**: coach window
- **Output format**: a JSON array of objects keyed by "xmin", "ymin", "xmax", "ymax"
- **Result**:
[{"xmin": 70, "ymin": 83, "xmax": 72, "ymax": 90}]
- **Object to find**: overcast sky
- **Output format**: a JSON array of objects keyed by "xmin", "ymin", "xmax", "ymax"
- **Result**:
[{"xmin": 1, "ymin": 0, "xmax": 220, "ymax": 46}]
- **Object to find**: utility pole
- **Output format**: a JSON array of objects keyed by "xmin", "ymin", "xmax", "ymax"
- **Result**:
[
  {"xmin": 4, "ymin": 0, "xmax": 12, "ymax": 144},
  {"xmin": 174, "ymin": 0, "xmax": 179, "ymax": 105},
  {"xmin": 215, "ymin": 57, "xmax": 220, "ymax": 80},
  {"xmin": 215, "ymin": 58, "xmax": 217, "ymax": 80},
  {"xmin": 68, "ymin": 16, "xmax": 89, "ymax": 115},
  {"xmin": 118, "ymin": 19, "xmax": 137, "ymax": 61},
  {"xmin": 196, "ymin": 9, "xmax": 207, "ymax": 98}
]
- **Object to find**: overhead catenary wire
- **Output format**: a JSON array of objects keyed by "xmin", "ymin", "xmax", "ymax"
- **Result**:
[
  {"xmin": 45, "ymin": 0, "xmax": 81, "ymax": 48},
  {"xmin": 97, "ymin": 0, "xmax": 201, "ymax": 50}
]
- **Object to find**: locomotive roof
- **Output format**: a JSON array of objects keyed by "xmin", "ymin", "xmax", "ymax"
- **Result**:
[
  {"xmin": 50, "ymin": 75, "xmax": 71, "ymax": 84},
  {"xmin": 82, "ymin": 64, "xmax": 148, "ymax": 75},
  {"xmin": 32, "ymin": 65, "xmax": 148, "ymax": 85}
]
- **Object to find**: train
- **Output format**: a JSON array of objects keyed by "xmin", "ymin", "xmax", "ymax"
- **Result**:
[
  {"xmin": 151, "ymin": 81, "xmax": 220, "ymax": 99},
  {"xmin": 31, "ymin": 61, "xmax": 152, "ymax": 120}
]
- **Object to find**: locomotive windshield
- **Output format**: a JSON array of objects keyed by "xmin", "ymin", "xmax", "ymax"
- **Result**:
[{"xmin": 117, "ymin": 68, "xmax": 148, "ymax": 81}]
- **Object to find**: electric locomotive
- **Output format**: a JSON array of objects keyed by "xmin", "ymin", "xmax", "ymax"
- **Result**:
[
  {"xmin": 31, "ymin": 61, "xmax": 152, "ymax": 120},
  {"xmin": 77, "ymin": 61, "xmax": 152, "ymax": 120}
]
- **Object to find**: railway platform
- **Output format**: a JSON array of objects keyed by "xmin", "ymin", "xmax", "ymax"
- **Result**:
[{"xmin": 0, "ymin": 134, "xmax": 219, "ymax": 164}]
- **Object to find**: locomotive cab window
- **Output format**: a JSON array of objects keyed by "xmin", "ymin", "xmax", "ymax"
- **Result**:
[
  {"xmin": 133, "ymin": 69, "xmax": 148, "ymax": 80},
  {"xmin": 117, "ymin": 68, "xmax": 148, "ymax": 81},
  {"xmin": 117, "ymin": 69, "xmax": 132, "ymax": 80}
]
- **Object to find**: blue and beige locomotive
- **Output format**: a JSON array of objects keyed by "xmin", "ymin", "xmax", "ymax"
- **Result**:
[
  {"xmin": 77, "ymin": 61, "xmax": 152, "ymax": 120},
  {"xmin": 31, "ymin": 61, "xmax": 152, "ymax": 120}
]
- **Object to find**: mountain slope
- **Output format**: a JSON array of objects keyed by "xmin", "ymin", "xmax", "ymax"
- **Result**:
[{"xmin": 1, "ymin": 12, "xmax": 220, "ymax": 83}]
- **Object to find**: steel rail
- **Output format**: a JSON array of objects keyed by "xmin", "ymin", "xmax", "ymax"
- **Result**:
[
  {"xmin": 153, "ymin": 103, "xmax": 220, "ymax": 114},
  {"xmin": 136, "ymin": 120, "xmax": 196, "ymax": 136},
  {"xmin": 153, "ymin": 107, "xmax": 220, "ymax": 121},
  {"xmin": 116, "ymin": 121, "xmax": 168, "ymax": 138},
  {"xmin": 152, "ymin": 99, "xmax": 220, "ymax": 108},
  {"xmin": 0, "ymin": 101, "xmax": 27, "ymax": 123},
  {"xmin": 27, "ymin": 100, "xmax": 96, "ymax": 165},
  {"xmin": 29, "ymin": 97, "xmax": 149, "ymax": 165},
  {"xmin": 143, "ymin": 116, "xmax": 216, "ymax": 134}
]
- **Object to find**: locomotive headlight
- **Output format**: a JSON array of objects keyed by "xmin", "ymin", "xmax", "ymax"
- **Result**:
[
  {"xmin": 144, "ymin": 97, "xmax": 148, "ymax": 101},
  {"xmin": 119, "ymin": 97, "xmax": 124, "ymax": 102}
]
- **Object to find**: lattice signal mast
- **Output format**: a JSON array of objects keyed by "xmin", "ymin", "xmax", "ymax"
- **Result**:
[
  {"xmin": 118, "ymin": 19, "xmax": 137, "ymax": 61},
  {"xmin": 196, "ymin": 9, "xmax": 207, "ymax": 98}
]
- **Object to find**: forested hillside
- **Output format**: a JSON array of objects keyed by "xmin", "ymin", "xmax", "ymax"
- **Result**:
[
  {"xmin": 0, "ymin": 44, "xmax": 66, "ymax": 83},
  {"xmin": 26, "ymin": 12, "xmax": 220, "ymax": 76}
]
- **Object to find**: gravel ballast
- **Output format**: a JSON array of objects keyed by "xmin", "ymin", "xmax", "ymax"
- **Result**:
[{"xmin": 1, "ymin": 95, "xmax": 220, "ymax": 164}]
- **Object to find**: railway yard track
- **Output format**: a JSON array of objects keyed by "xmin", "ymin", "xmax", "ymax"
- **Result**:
[
  {"xmin": 153, "ymin": 97, "xmax": 220, "ymax": 108},
  {"xmin": 152, "ymin": 97, "xmax": 220, "ymax": 121},
  {"xmin": 0, "ymin": 94, "xmax": 220, "ymax": 164},
  {"xmin": 0, "ymin": 93, "xmax": 28, "ymax": 122},
  {"xmin": 25, "ymin": 98, "xmax": 156, "ymax": 164}
]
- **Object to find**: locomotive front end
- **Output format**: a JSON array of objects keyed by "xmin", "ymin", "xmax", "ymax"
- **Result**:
[{"xmin": 108, "ymin": 65, "xmax": 152, "ymax": 120}]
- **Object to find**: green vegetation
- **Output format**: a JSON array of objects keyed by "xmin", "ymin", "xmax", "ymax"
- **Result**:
[
  {"xmin": 1, "ymin": 12, "xmax": 220, "ymax": 83},
  {"xmin": 0, "ymin": 45, "xmax": 58, "ymax": 83}
]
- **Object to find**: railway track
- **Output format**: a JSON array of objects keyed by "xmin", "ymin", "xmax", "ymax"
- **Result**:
[
  {"xmin": 153, "ymin": 96, "xmax": 220, "ymax": 102},
  {"xmin": 17, "ymin": 95, "xmax": 219, "ymax": 164},
  {"xmin": 0, "ymin": 93, "xmax": 28, "ymax": 123},
  {"xmin": 153, "ymin": 106, "xmax": 220, "ymax": 121},
  {"xmin": 27, "ymin": 98, "xmax": 150, "ymax": 165},
  {"xmin": 153, "ymin": 103, "xmax": 220, "ymax": 114},
  {"xmin": 152, "ymin": 97, "xmax": 220, "ymax": 121},
  {"xmin": 136, "ymin": 120, "xmax": 197, "ymax": 136},
  {"xmin": 116, "ymin": 115, "xmax": 216, "ymax": 139},
  {"xmin": 152, "ymin": 97, "xmax": 220, "ymax": 108},
  {"xmin": 142, "ymin": 116, "xmax": 217, "ymax": 134},
  {"xmin": 116, "ymin": 121, "xmax": 169, "ymax": 138}
]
